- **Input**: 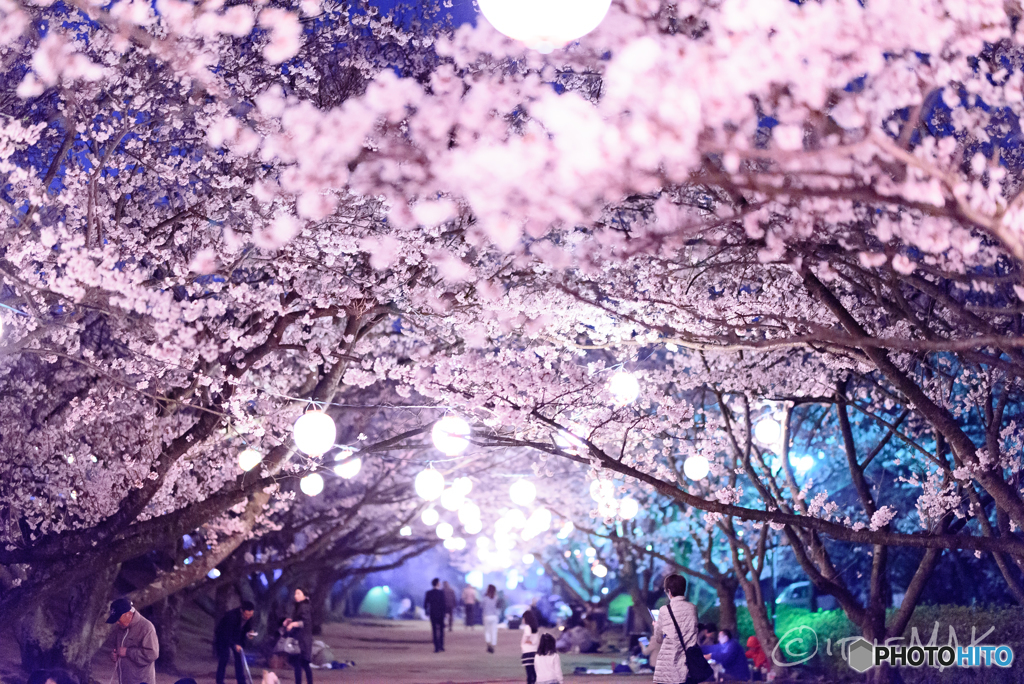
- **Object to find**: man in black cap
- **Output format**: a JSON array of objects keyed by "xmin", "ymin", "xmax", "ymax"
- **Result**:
[
  {"xmin": 106, "ymin": 598, "xmax": 159, "ymax": 684},
  {"xmin": 214, "ymin": 601, "xmax": 256, "ymax": 684}
]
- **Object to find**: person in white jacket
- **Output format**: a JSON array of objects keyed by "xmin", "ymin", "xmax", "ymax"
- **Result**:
[
  {"xmin": 533, "ymin": 633, "xmax": 563, "ymax": 684},
  {"xmin": 643, "ymin": 574, "xmax": 699, "ymax": 684}
]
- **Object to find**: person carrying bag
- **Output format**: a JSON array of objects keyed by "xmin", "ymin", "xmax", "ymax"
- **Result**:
[{"xmin": 643, "ymin": 574, "xmax": 712, "ymax": 684}]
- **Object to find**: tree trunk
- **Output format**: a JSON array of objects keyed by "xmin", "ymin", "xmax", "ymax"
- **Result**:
[
  {"xmin": 150, "ymin": 592, "xmax": 184, "ymax": 674},
  {"xmin": 15, "ymin": 563, "xmax": 119, "ymax": 683},
  {"xmin": 715, "ymin": 577, "xmax": 739, "ymax": 634},
  {"xmin": 310, "ymin": 571, "xmax": 332, "ymax": 636}
]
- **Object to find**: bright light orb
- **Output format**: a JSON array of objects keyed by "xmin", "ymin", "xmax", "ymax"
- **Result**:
[
  {"xmin": 510, "ymin": 479, "xmax": 537, "ymax": 507},
  {"xmin": 683, "ymin": 455, "xmax": 710, "ymax": 481},
  {"xmin": 421, "ymin": 508, "xmax": 440, "ymax": 526},
  {"xmin": 553, "ymin": 429, "xmax": 585, "ymax": 455},
  {"xmin": 333, "ymin": 457, "xmax": 362, "ymax": 479},
  {"xmin": 589, "ymin": 479, "xmax": 615, "ymax": 502},
  {"xmin": 431, "ymin": 416, "xmax": 472, "ymax": 455},
  {"xmin": 440, "ymin": 487, "xmax": 465, "ymax": 512},
  {"xmin": 619, "ymin": 497, "xmax": 640, "ymax": 520},
  {"xmin": 415, "ymin": 468, "xmax": 445, "ymax": 501},
  {"xmin": 458, "ymin": 501, "xmax": 481, "ymax": 526},
  {"xmin": 299, "ymin": 472, "xmax": 324, "ymax": 496},
  {"xmin": 522, "ymin": 553, "xmax": 535, "ymax": 565},
  {"xmin": 755, "ymin": 417, "xmax": 783, "ymax": 447},
  {"xmin": 463, "ymin": 518, "xmax": 483, "ymax": 535},
  {"xmin": 436, "ymin": 522, "xmax": 454, "ymax": 540},
  {"xmin": 452, "ymin": 476, "xmax": 473, "ymax": 497},
  {"xmin": 293, "ymin": 411, "xmax": 337, "ymax": 455},
  {"xmin": 237, "ymin": 448, "xmax": 263, "ymax": 472},
  {"xmin": 400, "ymin": 525, "xmax": 412, "ymax": 536},
  {"xmin": 592, "ymin": 563, "xmax": 608, "ymax": 578},
  {"xmin": 557, "ymin": 521, "xmax": 574, "ymax": 539},
  {"xmin": 477, "ymin": 0, "xmax": 612, "ymax": 53},
  {"xmin": 608, "ymin": 371, "xmax": 641, "ymax": 406}
]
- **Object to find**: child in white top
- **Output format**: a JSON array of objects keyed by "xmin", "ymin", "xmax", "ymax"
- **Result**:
[
  {"xmin": 520, "ymin": 609, "xmax": 541, "ymax": 683},
  {"xmin": 534, "ymin": 633, "xmax": 563, "ymax": 684}
]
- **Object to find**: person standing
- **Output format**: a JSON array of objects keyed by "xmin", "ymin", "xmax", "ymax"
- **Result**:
[
  {"xmin": 520, "ymin": 609, "xmax": 540, "ymax": 684},
  {"xmin": 641, "ymin": 574, "xmax": 698, "ymax": 684},
  {"xmin": 424, "ymin": 578, "xmax": 447, "ymax": 653},
  {"xmin": 461, "ymin": 584, "xmax": 478, "ymax": 629},
  {"xmin": 105, "ymin": 598, "xmax": 159, "ymax": 684},
  {"xmin": 442, "ymin": 581, "xmax": 457, "ymax": 632},
  {"xmin": 214, "ymin": 601, "xmax": 256, "ymax": 684},
  {"xmin": 480, "ymin": 585, "xmax": 499, "ymax": 653},
  {"xmin": 283, "ymin": 588, "xmax": 313, "ymax": 684}
]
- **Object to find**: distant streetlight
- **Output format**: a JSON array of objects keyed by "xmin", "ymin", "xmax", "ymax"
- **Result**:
[{"xmin": 477, "ymin": 0, "xmax": 612, "ymax": 53}]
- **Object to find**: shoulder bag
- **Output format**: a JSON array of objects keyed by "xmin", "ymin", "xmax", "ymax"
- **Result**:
[{"xmin": 666, "ymin": 602, "xmax": 714, "ymax": 684}]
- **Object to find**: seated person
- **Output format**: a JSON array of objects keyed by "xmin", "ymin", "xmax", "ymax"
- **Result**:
[{"xmin": 708, "ymin": 629, "xmax": 750, "ymax": 682}]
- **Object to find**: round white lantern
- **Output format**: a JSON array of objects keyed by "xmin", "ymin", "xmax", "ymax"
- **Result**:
[
  {"xmin": 452, "ymin": 476, "xmax": 474, "ymax": 497},
  {"xmin": 463, "ymin": 518, "xmax": 483, "ymax": 535},
  {"xmin": 333, "ymin": 457, "xmax": 362, "ymax": 479},
  {"xmin": 477, "ymin": 0, "xmax": 612, "ymax": 53},
  {"xmin": 436, "ymin": 522, "xmax": 454, "ymax": 540},
  {"xmin": 755, "ymin": 417, "xmax": 783, "ymax": 448},
  {"xmin": 400, "ymin": 525, "xmax": 412, "ymax": 536},
  {"xmin": 510, "ymin": 479, "xmax": 537, "ymax": 507},
  {"xmin": 458, "ymin": 501, "xmax": 481, "ymax": 525},
  {"xmin": 592, "ymin": 563, "xmax": 608, "ymax": 578},
  {"xmin": 237, "ymin": 448, "xmax": 263, "ymax": 472},
  {"xmin": 415, "ymin": 468, "xmax": 445, "ymax": 501},
  {"xmin": 683, "ymin": 455, "xmax": 710, "ymax": 481},
  {"xmin": 440, "ymin": 487, "xmax": 465, "ymax": 512},
  {"xmin": 522, "ymin": 553, "xmax": 535, "ymax": 565},
  {"xmin": 589, "ymin": 479, "xmax": 614, "ymax": 502},
  {"xmin": 619, "ymin": 497, "xmax": 640, "ymax": 520},
  {"xmin": 431, "ymin": 416, "xmax": 472, "ymax": 455},
  {"xmin": 299, "ymin": 472, "xmax": 324, "ymax": 496},
  {"xmin": 421, "ymin": 508, "xmax": 440, "ymax": 526},
  {"xmin": 293, "ymin": 410, "xmax": 336, "ymax": 455},
  {"xmin": 608, "ymin": 371, "xmax": 640, "ymax": 405}
]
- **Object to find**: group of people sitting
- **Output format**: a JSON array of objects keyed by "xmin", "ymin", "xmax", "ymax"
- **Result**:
[{"xmin": 695, "ymin": 623, "xmax": 768, "ymax": 681}]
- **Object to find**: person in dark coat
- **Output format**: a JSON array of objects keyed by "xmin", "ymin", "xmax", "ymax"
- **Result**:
[
  {"xmin": 283, "ymin": 588, "xmax": 313, "ymax": 684},
  {"xmin": 442, "ymin": 581, "xmax": 457, "ymax": 631},
  {"xmin": 214, "ymin": 601, "xmax": 256, "ymax": 684},
  {"xmin": 424, "ymin": 578, "xmax": 447, "ymax": 652}
]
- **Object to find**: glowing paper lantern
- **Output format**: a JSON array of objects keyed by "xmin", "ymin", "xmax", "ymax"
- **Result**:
[
  {"xmin": 458, "ymin": 501, "xmax": 482, "ymax": 526},
  {"xmin": 510, "ymin": 479, "xmax": 537, "ymax": 506},
  {"xmin": 440, "ymin": 487, "xmax": 465, "ymax": 511},
  {"xmin": 333, "ymin": 457, "xmax": 362, "ymax": 479},
  {"xmin": 755, "ymin": 417, "xmax": 783, "ymax": 447},
  {"xmin": 436, "ymin": 522, "xmax": 454, "ymax": 540},
  {"xmin": 589, "ymin": 479, "xmax": 614, "ymax": 502},
  {"xmin": 477, "ymin": 0, "xmax": 612, "ymax": 53},
  {"xmin": 463, "ymin": 518, "xmax": 483, "ymax": 535},
  {"xmin": 683, "ymin": 455, "xmax": 710, "ymax": 480},
  {"xmin": 237, "ymin": 448, "xmax": 263, "ymax": 472},
  {"xmin": 415, "ymin": 468, "xmax": 445, "ymax": 501},
  {"xmin": 400, "ymin": 525, "xmax": 412, "ymax": 536},
  {"xmin": 608, "ymin": 371, "xmax": 640, "ymax": 405},
  {"xmin": 522, "ymin": 553, "xmax": 535, "ymax": 565},
  {"xmin": 431, "ymin": 416, "xmax": 472, "ymax": 455},
  {"xmin": 293, "ymin": 410, "xmax": 336, "ymax": 455},
  {"xmin": 619, "ymin": 497, "xmax": 639, "ymax": 520},
  {"xmin": 592, "ymin": 563, "xmax": 608, "ymax": 578},
  {"xmin": 299, "ymin": 472, "xmax": 324, "ymax": 496},
  {"xmin": 452, "ymin": 476, "xmax": 473, "ymax": 497},
  {"xmin": 421, "ymin": 508, "xmax": 440, "ymax": 526}
]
